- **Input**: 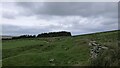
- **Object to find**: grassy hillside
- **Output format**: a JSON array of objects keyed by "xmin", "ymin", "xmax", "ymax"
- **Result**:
[{"xmin": 2, "ymin": 30, "xmax": 119, "ymax": 66}]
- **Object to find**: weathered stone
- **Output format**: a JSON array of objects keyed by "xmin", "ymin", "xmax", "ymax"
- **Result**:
[
  {"xmin": 101, "ymin": 46, "xmax": 108, "ymax": 49},
  {"xmin": 49, "ymin": 59, "xmax": 54, "ymax": 63},
  {"xmin": 88, "ymin": 41, "xmax": 108, "ymax": 59}
]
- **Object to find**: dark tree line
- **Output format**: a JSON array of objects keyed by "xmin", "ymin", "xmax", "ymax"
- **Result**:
[
  {"xmin": 12, "ymin": 35, "xmax": 36, "ymax": 39},
  {"xmin": 37, "ymin": 31, "xmax": 71, "ymax": 37},
  {"xmin": 10, "ymin": 31, "xmax": 71, "ymax": 39}
]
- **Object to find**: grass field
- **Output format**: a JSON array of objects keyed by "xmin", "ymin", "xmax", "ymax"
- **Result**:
[{"xmin": 2, "ymin": 30, "xmax": 119, "ymax": 66}]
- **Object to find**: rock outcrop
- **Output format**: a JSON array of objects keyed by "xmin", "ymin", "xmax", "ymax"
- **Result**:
[{"xmin": 89, "ymin": 41, "xmax": 108, "ymax": 59}]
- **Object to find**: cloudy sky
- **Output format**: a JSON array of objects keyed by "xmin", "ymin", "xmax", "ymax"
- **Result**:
[{"xmin": 1, "ymin": 2, "xmax": 118, "ymax": 36}]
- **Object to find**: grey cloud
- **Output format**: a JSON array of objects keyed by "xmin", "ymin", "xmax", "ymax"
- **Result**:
[
  {"xmin": 2, "ymin": 17, "xmax": 117, "ymax": 36},
  {"xmin": 16, "ymin": 2, "xmax": 117, "ymax": 18},
  {"xmin": 101, "ymin": 18, "xmax": 118, "ymax": 25},
  {"xmin": 2, "ymin": 24, "xmax": 51, "ymax": 36},
  {"xmin": 2, "ymin": 2, "xmax": 18, "ymax": 19},
  {"xmin": 56, "ymin": 17, "xmax": 117, "ymax": 35},
  {"xmin": 2, "ymin": 12, "xmax": 16, "ymax": 19},
  {"xmin": 2, "ymin": 2, "xmax": 118, "ymax": 36},
  {"xmin": 2, "ymin": 25, "xmax": 22, "ymax": 35}
]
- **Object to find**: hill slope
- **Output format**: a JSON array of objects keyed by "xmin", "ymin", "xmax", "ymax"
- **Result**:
[{"xmin": 2, "ymin": 30, "xmax": 119, "ymax": 66}]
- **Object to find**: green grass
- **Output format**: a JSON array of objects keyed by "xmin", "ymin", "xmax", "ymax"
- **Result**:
[{"xmin": 2, "ymin": 30, "xmax": 119, "ymax": 66}]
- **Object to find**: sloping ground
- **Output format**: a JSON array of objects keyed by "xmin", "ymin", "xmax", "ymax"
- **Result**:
[{"xmin": 2, "ymin": 30, "xmax": 119, "ymax": 66}]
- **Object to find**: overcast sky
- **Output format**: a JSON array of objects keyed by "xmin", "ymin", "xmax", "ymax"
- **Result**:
[{"xmin": 1, "ymin": 2, "xmax": 118, "ymax": 36}]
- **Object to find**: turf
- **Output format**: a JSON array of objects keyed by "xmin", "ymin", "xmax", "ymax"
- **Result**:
[{"xmin": 2, "ymin": 30, "xmax": 119, "ymax": 66}]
